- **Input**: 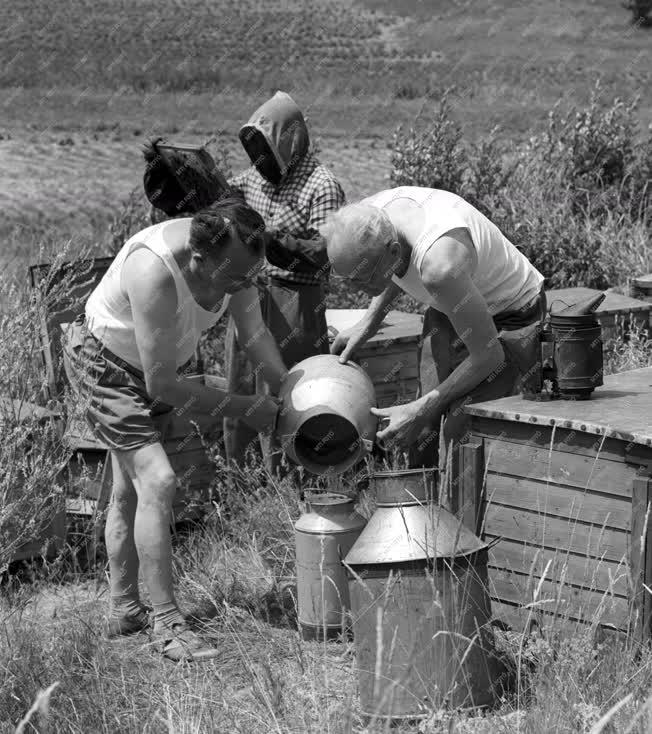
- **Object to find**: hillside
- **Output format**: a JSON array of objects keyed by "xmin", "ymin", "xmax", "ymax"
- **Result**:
[{"xmin": 1, "ymin": 0, "xmax": 650, "ymax": 259}]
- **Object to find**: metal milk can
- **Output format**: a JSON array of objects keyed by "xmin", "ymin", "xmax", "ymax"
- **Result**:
[
  {"xmin": 295, "ymin": 491, "xmax": 367, "ymax": 640},
  {"xmin": 277, "ymin": 354, "xmax": 378, "ymax": 476},
  {"xmin": 344, "ymin": 469, "xmax": 500, "ymax": 719}
]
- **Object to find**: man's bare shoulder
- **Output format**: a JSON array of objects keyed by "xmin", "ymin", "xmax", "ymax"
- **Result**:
[
  {"xmin": 420, "ymin": 227, "xmax": 476, "ymax": 286},
  {"xmin": 122, "ymin": 245, "xmax": 173, "ymax": 290},
  {"xmin": 121, "ymin": 245, "xmax": 177, "ymax": 315}
]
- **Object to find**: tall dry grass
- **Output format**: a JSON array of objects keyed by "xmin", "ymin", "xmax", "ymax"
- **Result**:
[
  {"xmin": 3, "ymin": 442, "xmax": 652, "ymax": 732},
  {"xmin": 2, "ymin": 88, "xmax": 652, "ymax": 730}
]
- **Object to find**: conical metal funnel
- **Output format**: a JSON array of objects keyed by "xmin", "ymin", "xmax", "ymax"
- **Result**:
[{"xmin": 344, "ymin": 501, "xmax": 486, "ymax": 565}]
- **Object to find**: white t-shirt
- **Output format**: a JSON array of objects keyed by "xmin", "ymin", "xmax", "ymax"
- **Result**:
[
  {"xmin": 85, "ymin": 218, "xmax": 228, "ymax": 371},
  {"xmin": 363, "ymin": 187, "xmax": 544, "ymax": 315}
]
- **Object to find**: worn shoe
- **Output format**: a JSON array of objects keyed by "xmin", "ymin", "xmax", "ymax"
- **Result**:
[
  {"xmin": 153, "ymin": 622, "xmax": 220, "ymax": 662},
  {"xmin": 107, "ymin": 607, "xmax": 151, "ymax": 638}
]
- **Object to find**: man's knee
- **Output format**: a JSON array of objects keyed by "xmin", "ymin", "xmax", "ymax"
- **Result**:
[{"xmin": 137, "ymin": 468, "xmax": 178, "ymax": 510}]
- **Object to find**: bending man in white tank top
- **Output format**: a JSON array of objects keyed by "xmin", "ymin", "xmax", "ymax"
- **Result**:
[
  {"xmin": 321, "ymin": 187, "xmax": 545, "ymax": 465},
  {"xmin": 64, "ymin": 202, "xmax": 286, "ymax": 661}
]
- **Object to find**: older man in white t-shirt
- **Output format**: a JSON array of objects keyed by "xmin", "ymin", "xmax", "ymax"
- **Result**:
[{"xmin": 321, "ymin": 186, "xmax": 546, "ymax": 465}]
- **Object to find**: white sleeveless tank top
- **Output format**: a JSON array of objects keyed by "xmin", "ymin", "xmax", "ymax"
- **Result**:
[
  {"xmin": 363, "ymin": 187, "xmax": 544, "ymax": 316},
  {"xmin": 85, "ymin": 218, "xmax": 228, "ymax": 371}
]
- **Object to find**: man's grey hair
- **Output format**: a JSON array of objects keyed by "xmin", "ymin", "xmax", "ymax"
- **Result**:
[{"xmin": 320, "ymin": 202, "xmax": 395, "ymax": 254}]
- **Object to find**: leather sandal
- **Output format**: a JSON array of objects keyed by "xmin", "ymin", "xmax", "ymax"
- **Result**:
[
  {"xmin": 107, "ymin": 607, "xmax": 151, "ymax": 638},
  {"xmin": 153, "ymin": 622, "xmax": 220, "ymax": 662}
]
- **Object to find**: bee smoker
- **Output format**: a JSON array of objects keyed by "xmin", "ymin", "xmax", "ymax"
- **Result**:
[{"xmin": 526, "ymin": 292, "xmax": 605, "ymax": 401}]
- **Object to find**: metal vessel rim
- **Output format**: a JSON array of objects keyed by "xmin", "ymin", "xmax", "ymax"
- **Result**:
[
  {"xmin": 367, "ymin": 468, "xmax": 438, "ymax": 478},
  {"xmin": 345, "ymin": 547, "xmax": 486, "ymax": 566},
  {"xmin": 303, "ymin": 492, "xmax": 355, "ymax": 507}
]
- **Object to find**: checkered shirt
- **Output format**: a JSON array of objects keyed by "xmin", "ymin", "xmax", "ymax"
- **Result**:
[{"xmin": 230, "ymin": 152, "xmax": 345, "ymax": 284}]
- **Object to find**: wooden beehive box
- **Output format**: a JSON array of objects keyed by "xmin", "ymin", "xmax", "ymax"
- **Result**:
[
  {"xmin": 1, "ymin": 399, "xmax": 67, "ymax": 563},
  {"xmin": 629, "ymin": 274, "xmax": 652, "ymax": 304},
  {"xmin": 546, "ymin": 286, "xmax": 652, "ymax": 340},
  {"xmin": 325, "ymin": 309, "xmax": 423, "ymax": 408},
  {"xmin": 454, "ymin": 367, "xmax": 652, "ymax": 637}
]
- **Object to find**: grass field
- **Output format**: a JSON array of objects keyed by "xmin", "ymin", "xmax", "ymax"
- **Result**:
[
  {"xmin": 2, "ymin": 1, "xmax": 652, "ymax": 732},
  {"xmin": 2, "ymin": 0, "xmax": 651, "ymax": 263}
]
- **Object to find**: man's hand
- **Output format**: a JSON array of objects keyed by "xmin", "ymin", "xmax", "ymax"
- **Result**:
[
  {"xmin": 330, "ymin": 326, "xmax": 367, "ymax": 364},
  {"xmin": 371, "ymin": 398, "xmax": 438, "ymax": 449},
  {"xmin": 241, "ymin": 394, "xmax": 281, "ymax": 435}
]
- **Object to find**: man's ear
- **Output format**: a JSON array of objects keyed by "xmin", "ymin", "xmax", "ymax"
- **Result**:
[
  {"xmin": 190, "ymin": 251, "xmax": 205, "ymax": 268},
  {"xmin": 388, "ymin": 240, "xmax": 401, "ymax": 258}
]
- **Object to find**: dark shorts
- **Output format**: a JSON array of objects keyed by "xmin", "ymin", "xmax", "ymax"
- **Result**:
[
  {"xmin": 62, "ymin": 315, "xmax": 175, "ymax": 452},
  {"xmin": 409, "ymin": 288, "xmax": 547, "ymax": 466}
]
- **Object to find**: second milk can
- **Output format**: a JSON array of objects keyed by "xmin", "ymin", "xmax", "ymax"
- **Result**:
[
  {"xmin": 295, "ymin": 491, "xmax": 367, "ymax": 640},
  {"xmin": 345, "ymin": 469, "xmax": 500, "ymax": 719}
]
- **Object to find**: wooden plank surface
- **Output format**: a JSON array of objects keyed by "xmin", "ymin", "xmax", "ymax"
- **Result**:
[
  {"xmin": 466, "ymin": 367, "xmax": 652, "ymax": 448},
  {"xmin": 484, "ymin": 473, "xmax": 632, "ymax": 530},
  {"xmin": 471, "ymin": 419, "xmax": 630, "ymax": 464},
  {"xmin": 456, "ymin": 439, "xmax": 484, "ymax": 532},
  {"xmin": 630, "ymin": 476, "xmax": 652, "ymax": 639},
  {"xmin": 482, "ymin": 505, "xmax": 628, "ymax": 563},
  {"xmin": 546, "ymin": 287, "xmax": 652, "ymax": 315},
  {"xmin": 29, "ymin": 257, "xmax": 114, "ymax": 399},
  {"xmin": 325, "ymin": 309, "xmax": 422, "ymax": 346},
  {"xmin": 488, "ymin": 538, "xmax": 629, "ymax": 597},
  {"xmin": 490, "ymin": 599, "xmax": 621, "ymax": 634},
  {"xmin": 483, "ymin": 438, "xmax": 638, "ymax": 497},
  {"xmin": 489, "ymin": 568, "xmax": 629, "ymax": 628},
  {"xmin": 12, "ymin": 502, "xmax": 66, "ymax": 561}
]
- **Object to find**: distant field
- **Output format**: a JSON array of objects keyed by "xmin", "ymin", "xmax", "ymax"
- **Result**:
[{"xmin": 1, "ymin": 0, "xmax": 651, "ymax": 264}]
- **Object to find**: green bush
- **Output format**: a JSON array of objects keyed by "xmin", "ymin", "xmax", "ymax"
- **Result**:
[
  {"xmin": 390, "ymin": 92, "xmax": 469, "ymax": 195},
  {"xmin": 390, "ymin": 86, "xmax": 652, "ymax": 290}
]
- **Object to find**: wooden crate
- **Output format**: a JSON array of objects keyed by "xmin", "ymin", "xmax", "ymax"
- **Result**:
[
  {"xmin": 11, "ymin": 494, "xmax": 67, "ymax": 562},
  {"xmin": 546, "ymin": 286, "xmax": 652, "ymax": 340},
  {"xmin": 325, "ymin": 309, "xmax": 423, "ymax": 408},
  {"xmin": 454, "ymin": 367, "xmax": 652, "ymax": 637},
  {"xmin": 0, "ymin": 399, "xmax": 67, "ymax": 563},
  {"xmin": 629, "ymin": 274, "xmax": 652, "ymax": 303}
]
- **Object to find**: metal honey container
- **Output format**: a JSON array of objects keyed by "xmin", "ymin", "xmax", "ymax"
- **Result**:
[
  {"xmin": 277, "ymin": 354, "xmax": 378, "ymax": 476},
  {"xmin": 295, "ymin": 491, "xmax": 367, "ymax": 640},
  {"xmin": 345, "ymin": 469, "xmax": 499, "ymax": 719}
]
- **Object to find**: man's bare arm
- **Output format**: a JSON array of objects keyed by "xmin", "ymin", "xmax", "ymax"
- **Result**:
[
  {"xmin": 417, "ymin": 229, "xmax": 504, "ymax": 413},
  {"xmin": 332, "ymin": 282, "xmax": 402, "ymax": 362},
  {"xmin": 124, "ymin": 248, "xmax": 265, "ymax": 422},
  {"xmin": 228, "ymin": 285, "xmax": 288, "ymax": 394}
]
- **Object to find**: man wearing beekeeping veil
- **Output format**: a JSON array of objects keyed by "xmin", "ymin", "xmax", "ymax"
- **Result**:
[
  {"xmin": 321, "ymin": 187, "xmax": 546, "ymax": 467},
  {"xmin": 225, "ymin": 91, "xmax": 346, "ymax": 470}
]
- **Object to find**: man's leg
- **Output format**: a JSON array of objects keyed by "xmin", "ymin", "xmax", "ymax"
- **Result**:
[
  {"xmin": 105, "ymin": 451, "xmax": 147, "ymax": 635},
  {"xmin": 114, "ymin": 442, "xmax": 183, "ymax": 629},
  {"xmin": 223, "ymin": 315, "xmax": 260, "ymax": 466},
  {"xmin": 115, "ymin": 441, "xmax": 219, "ymax": 660}
]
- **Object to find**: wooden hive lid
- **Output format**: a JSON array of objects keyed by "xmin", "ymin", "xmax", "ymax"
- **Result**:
[
  {"xmin": 465, "ymin": 367, "xmax": 652, "ymax": 448},
  {"xmin": 546, "ymin": 287, "xmax": 652, "ymax": 315},
  {"xmin": 325, "ymin": 309, "xmax": 423, "ymax": 346},
  {"xmin": 632, "ymin": 273, "xmax": 652, "ymax": 288}
]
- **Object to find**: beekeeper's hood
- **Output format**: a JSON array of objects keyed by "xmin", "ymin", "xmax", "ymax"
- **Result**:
[{"xmin": 239, "ymin": 91, "xmax": 309, "ymax": 186}]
